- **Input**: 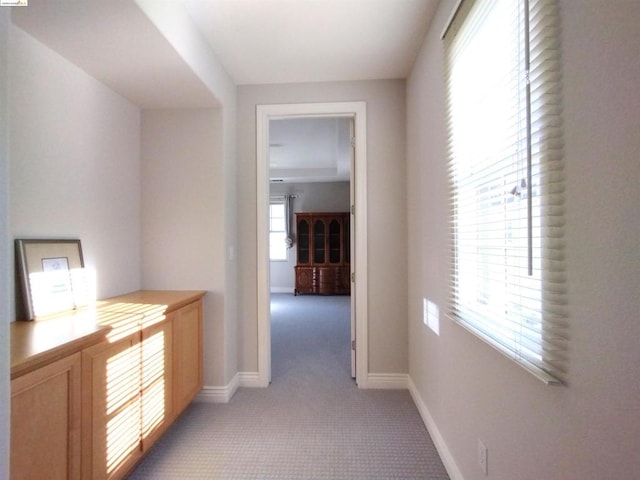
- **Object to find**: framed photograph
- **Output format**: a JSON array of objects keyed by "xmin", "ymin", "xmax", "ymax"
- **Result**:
[{"xmin": 15, "ymin": 238, "xmax": 88, "ymax": 320}]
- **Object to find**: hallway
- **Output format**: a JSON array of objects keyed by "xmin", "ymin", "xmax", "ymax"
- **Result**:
[{"xmin": 128, "ymin": 294, "xmax": 448, "ymax": 479}]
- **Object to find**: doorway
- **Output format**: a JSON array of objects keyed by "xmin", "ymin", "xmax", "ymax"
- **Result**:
[{"xmin": 256, "ymin": 102, "xmax": 369, "ymax": 388}]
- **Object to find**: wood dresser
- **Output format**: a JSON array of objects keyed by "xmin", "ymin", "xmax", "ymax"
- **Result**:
[{"xmin": 10, "ymin": 290, "xmax": 205, "ymax": 480}]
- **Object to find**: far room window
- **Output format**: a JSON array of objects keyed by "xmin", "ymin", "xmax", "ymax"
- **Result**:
[
  {"xmin": 269, "ymin": 201, "xmax": 287, "ymax": 261},
  {"xmin": 444, "ymin": 0, "xmax": 567, "ymax": 383}
]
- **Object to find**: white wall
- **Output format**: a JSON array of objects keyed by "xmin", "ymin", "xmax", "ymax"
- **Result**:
[
  {"xmin": 269, "ymin": 181, "xmax": 350, "ymax": 292},
  {"xmin": 237, "ymin": 80, "xmax": 407, "ymax": 375},
  {"xmin": 0, "ymin": 10, "xmax": 10, "ymax": 478},
  {"xmin": 137, "ymin": 1, "xmax": 239, "ymax": 387},
  {"xmin": 9, "ymin": 24, "xmax": 142, "ymax": 318},
  {"xmin": 141, "ymin": 108, "xmax": 227, "ymax": 387},
  {"xmin": 7, "ymin": 0, "xmax": 239, "ymax": 393},
  {"xmin": 406, "ymin": 1, "xmax": 640, "ymax": 479}
]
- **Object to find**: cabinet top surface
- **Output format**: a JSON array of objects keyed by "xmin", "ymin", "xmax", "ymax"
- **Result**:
[
  {"xmin": 295, "ymin": 211, "xmax": 349, "ymax": 216},
  {"xmin": 11, "ymin": 290, "xmax": 206, "ymax": 378},
  {"xmin": 100, "ymin": 290, "xmax": 206, "ymax": 312}
]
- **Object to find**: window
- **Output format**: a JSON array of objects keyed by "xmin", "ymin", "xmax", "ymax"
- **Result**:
[
  {"xmin": 269, "ymin": 200, "xmax": 288, "ymax": 261},
  {"xmin": 444, "ymin": 0, "xmax": 567, "ymax": 383}
]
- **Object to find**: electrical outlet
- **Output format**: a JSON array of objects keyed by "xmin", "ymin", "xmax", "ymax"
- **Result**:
[{"xmin": 478, "ymin": 439, "xmax": 488, "ymax": 476}]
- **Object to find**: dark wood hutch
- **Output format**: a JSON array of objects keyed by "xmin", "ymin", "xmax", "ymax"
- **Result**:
[{"xmin": 294, "ymin": 212, "xmax": 350, "ymax": 295}]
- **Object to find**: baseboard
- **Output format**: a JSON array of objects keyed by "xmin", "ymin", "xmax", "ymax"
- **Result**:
[
  {"xmin": 408, "ymin": 377, "xmax": 464, "ymax": 480},
  {"xmin": 198, "ymin": 372, "xmax": 411, "ymax": 401},
  {"xmin": 270, "ymin": 287, "xmax": 294, "ymax": 294},
  {"xmin": 366, "ymin": 373, "xmax": 409, "ymax": 389},
  {"xmin": 195, "ymin": 372, "xmax": 263, "ymax": 404},
  {"xmin": 237, "ymin": 371, "xmax": 263, "ymax": 387},
  {"xmin": 195, "ymin": 374, "xmax": 239, "ymax": 403}
]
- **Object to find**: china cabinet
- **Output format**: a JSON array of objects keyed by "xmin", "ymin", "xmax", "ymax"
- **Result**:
[{"xmin": 295, "ymin": 212, "xmax": 350, "ymax": 295}]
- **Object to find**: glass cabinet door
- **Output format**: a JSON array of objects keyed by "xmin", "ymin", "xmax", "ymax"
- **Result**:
[
  {"xmin": 313, "ymin": 219, "xmax": 325, "ymax": 264},
  {"xmin": 297, "ymin": 218, "xmax": 310, "ymax": 264},
  {"xmin": 329, "ymin": 219, "xmax": 341, "ymax": 263}
]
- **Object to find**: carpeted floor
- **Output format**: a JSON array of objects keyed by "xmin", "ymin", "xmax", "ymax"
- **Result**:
[{"xmin": 127, "ymin": 293, "xmax": 449, "ymax": 479}]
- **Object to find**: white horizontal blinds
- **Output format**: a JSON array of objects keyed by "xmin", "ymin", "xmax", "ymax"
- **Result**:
[
  {"xmin": 528, "ymin": 0, "xmax": 567, "ymax": 379},
  {"xmin": 445, "ymin": 0, "xmax": 566, "ymax": 383}
]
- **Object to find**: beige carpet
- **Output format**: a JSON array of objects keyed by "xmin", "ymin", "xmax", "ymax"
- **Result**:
[{"xmin": 128, "ymin": 294, "xmax": 449, "ymax": 479}]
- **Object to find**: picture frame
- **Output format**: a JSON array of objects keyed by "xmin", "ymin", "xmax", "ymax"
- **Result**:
[{"xmin": 15, "ymin": 238, "xmax": 88, "ymax": 320}]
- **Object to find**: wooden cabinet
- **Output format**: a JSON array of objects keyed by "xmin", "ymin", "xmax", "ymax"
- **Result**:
[
  {"xmin": 11, "ymin": 290, "xmax": 205, "ymax": 480},
  {"xmin": 81, "ymin": 317, "xmax": 175, "ymax": 480},
  {"xmin": 172, "ymin": 300, "xmax": 203, "ymax": 415},
  {"xmin": 80, "ymin": 292, "xmax": 203, "ymax": 479},
  {"xmin": 82, "ymin": 331, "xmax": 143, "ymax": 480},
  {"xmin": 11, "ymin": 352, "xmax": 82, "ymax": 480},
  {"xmin": 295, "ymin": 212, "xmax": 350, "ymax": 295},
  {"xmin": 141, "ymin": 319, "xmax": 174, "ymax": 449}
]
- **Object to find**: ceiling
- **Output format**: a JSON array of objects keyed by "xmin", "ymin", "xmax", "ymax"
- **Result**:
[
  {"xmin": 11, "ymin": 0, "xmax": 220, "ymax": 109},
  {"xmin": 11, "ymin": 0, "xmax": 438, "ymax": 182},
  {"xmin": 182, "ymin": 0, "xmax": 438, "ymax": 85},
  {"xmin": 269, "ymin": 117, "xmax": 352, "ymax": 183},
  {"xmin": 12, "ymin": 0, "xmax": 438, "ymax": 103},
  {"xmin": 180, "ymin": 0, "xmax": 438, "ymax": 183}
]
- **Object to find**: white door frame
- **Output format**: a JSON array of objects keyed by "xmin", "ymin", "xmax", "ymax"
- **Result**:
[{"xmin": 256, "ymin": 101, "xmax": 369, "ymax": 388}]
